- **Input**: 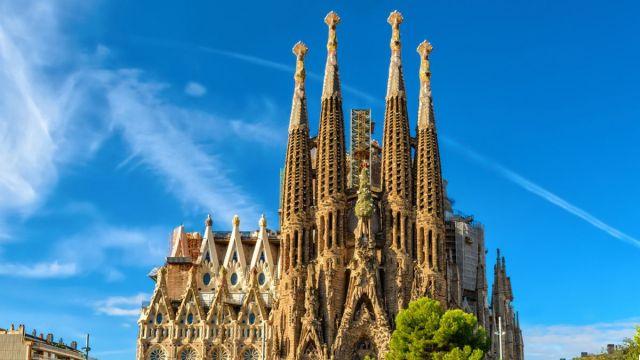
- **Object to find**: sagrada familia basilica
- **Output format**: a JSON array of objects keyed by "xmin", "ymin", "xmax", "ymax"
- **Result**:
[{"xmin": 136, "ymin": 11, "xmax": 524, "ymax": 360}]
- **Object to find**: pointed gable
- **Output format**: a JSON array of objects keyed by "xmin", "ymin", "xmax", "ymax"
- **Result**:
[
  {"xmin": 197, "ymin": 214, "xmax": 220, "ymax": 273},
  {"xmin": 239, "ymin": 271, "xmax": 268, "ymax": 323},
  {"xmin": 223, "ymin": 215, "xmax": 248, "ymax": 269},
  {"xmin": 206, "ymin": 268, "xmax": 236, "ymax": 326},
  {"xmin": 142, "ymin": 267, "xmax": 175, "ymax": 323},
  {"xmin": 250, "ymin": 215, "xmax": 275, "ymax": 276},
  {"xmin": 175, "ymin": 268, "xmax": 206, "ymax": 324}
]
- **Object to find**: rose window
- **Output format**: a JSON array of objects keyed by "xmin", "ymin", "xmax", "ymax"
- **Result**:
[
  {"xmin": 212, "ymin": 348, "xmax": 230, "ymax": 360},
  {"xmin": 149, "ymin": 348, "xmax": 166, "ymax": 360},
  {"xmin": 180, "ymin": 347, "xmax": 197, "ymax": 360},
  {"xmin": 242, "ymin": 348, "xmax": 260, "ymax": 360}
]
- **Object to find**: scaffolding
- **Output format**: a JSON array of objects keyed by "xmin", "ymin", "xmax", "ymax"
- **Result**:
[{"xmin": 349, "ymin": 109, "xmax": 373, "ymax": 188}]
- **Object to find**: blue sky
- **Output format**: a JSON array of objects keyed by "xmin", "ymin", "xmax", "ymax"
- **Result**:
[{"xmin": 1, "ymin": 1, "xmax": 639, "ymax": 359}]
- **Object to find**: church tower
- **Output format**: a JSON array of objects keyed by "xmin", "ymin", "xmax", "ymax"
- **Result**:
[
  {"xmin": 136, "ymin": 11, "xmax": 525, "ymax": 360},
  {"xmin": 381, "ymin": 11, "xmax": 415, "ymax": 321},
  {"xmin": 490, "ymin": 250, "xmax": 524, "ymax": 360},
  {"xmin": 314, "ymin": 11, "xmax": 349, "ymax": 350},
  {"xmin": 412, "ymin": 40, "xmax": 448, "ymax": 304},
  {"xmin": 271, "ymin": 41, "xmax": 315, "ymax": 359}
]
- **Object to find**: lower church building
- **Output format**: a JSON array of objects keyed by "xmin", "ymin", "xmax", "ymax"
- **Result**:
[{"xmin": 137, "ymin": 10, "xmax": 523, "ymax": 360}]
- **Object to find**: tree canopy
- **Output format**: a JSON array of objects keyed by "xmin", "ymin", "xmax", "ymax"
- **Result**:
[
  {"xmin": 573, "ymin": 326, "xmax": 640, "ymax": 360},
  {"xmin": 387, "ymin": 297, "xmax": 489, "ymax": 360}
]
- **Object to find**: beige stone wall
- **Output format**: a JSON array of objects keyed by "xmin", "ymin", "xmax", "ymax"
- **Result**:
[{"xmin": 0, "ymin": 334, "xmax": 27, "ymax": 360}]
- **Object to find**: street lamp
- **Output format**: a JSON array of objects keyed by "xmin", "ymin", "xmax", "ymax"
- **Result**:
[{"xmin": 82, "ymin": 333, "xmax": 91, "ymax": 360}]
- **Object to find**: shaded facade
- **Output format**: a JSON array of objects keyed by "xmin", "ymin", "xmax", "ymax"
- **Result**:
[
  {"xmin": 489, "ymin": 250, "xmax": 525, "ymax": 360},
  {"xmin": 136, "ymin": 10, "xmax": 523, "ymax": 360},
  {"xmin": 0, "ymin": 324, "xmax": 85, "ymax": 360}
]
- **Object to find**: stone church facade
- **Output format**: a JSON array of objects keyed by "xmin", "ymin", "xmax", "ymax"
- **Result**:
[{"xmin": 136, "ymin": 11, "xmax": 523, "ymax": 360}]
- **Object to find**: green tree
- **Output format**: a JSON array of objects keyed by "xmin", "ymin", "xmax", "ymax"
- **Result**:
[
  {"xmin": 387, "ymin": 298, "xmax": 489, "ymax": 360},
  {"xmin": 572, "ymin": 326, "xmax": 640, "ymax": 360},
  {"xmin": 627, "ymin": 326, "xmax": 640, "ymax": 359}
]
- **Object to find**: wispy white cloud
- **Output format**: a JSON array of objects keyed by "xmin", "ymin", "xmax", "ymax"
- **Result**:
[
  {"xmin": 230, "ymin": 119, "xmax": 285, "ymax": 146},
  {"xmin": 0, "ymin": 0, "xmax": 266, "ymax": 240},
  {"xmin": 524, "ymin": 319, "xmax": 639, "ymax": 360},
  {"xmin": 197, "ymin": 45, "xmax": 379, "ymax": 103},
  {"xmin": 0, "ymin": 261, "xmax": 78, "ymax": 279},
  {"xmin": 0, "ymin": 223, "xmax": 168, "ymax": 280},
  {"xmin": 106, "ymin": 73, "xmax": 260, "ymax": 221},
  {"xmin": 0, "ymin": 3, "xmax": 63, "ymax": 216},
  {"xmin": 53, "ymin": 224, "xmax": 169, "ymax": 280},
  {"xmin": 184, "ymin": 81, "xmax": 207, "ymax": 97},
  {"xmin": 443, "ymin": 137, "xmax": 640, "ymax": 249},
  {"xmin": 94, "ymin": 293, "xmax": 148, "ymax": 317},
  {"xmin": 227, "ymin": 98, "xmax": 286, "ymax": 146},
  {"xmin": 0, "ymin": 1, "xmax": 109, "ymax": 235}
]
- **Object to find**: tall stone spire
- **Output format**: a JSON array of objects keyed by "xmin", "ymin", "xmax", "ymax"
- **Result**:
[
  {"xmin": 315, "ymin": 10, "xmax": 348, "ymax": 255},
  {"xmin": 321, "ymin": 11, "xmax": 342, "ymax": 100},
  {"xmin": 385, "ymin": 10, "xmax": 407, "ymax": 99},
  {"xmin": 314, "ymin": 10, "xmax": 348, "ymax": 351},
  {"xmin": 316, "ymin": 10, "xmax": 347, "ymax": 207},
  {"xmin": 381, "ymin": 10, "xmax": 414, "ymax": 322},
  {"xmin": 413, "ymin": 39, "xmax": 448, "ymax": 305},
  {"xmin": 281, "ymin": 41, "xmax": 314, "ymax": 240},
  {"xmin": 272, "ymin": 41, "xmax": 315, "ymax": 360}
]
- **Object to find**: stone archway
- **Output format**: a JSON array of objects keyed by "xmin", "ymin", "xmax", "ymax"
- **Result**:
[
  {"xmin": 300, "ymin": 342, "xmax": 321, "ymax": 360},
  {"xmin": 353, "ymin": 337, "xmax": 377, "ymax": 360}
]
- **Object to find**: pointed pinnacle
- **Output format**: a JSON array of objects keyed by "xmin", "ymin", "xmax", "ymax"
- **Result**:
[
  {"xmin": 325, "ymin": 11, "xmax": 340, "ymax": 26},
  {"xmin": 418, "ymin": 40, "xmax": 434, "ymax": 86},
  {"xmin": 325, "ymin": 11, "xmax": 340, "ymax": 53},
  {"xmin": 205, "ymin": 213, "xmax": 213, "ymax": 227},
  {"xmin": 388, "ymin": 11, "xmax": 403, "ymax": 54},
  {"xmin": 292, "ymin": 41, "xmax": 308, "ymax": 58},
  {"xmin": 417, "ymin": 40, "xmax": 433, "ymax": 58},
  {"xmin": 292, "ymin": 41, "xmax": 308, "ymax": 84},
  {"xmin": 388, "ymin": 10, "xmax": 403, "ymax": 26}
]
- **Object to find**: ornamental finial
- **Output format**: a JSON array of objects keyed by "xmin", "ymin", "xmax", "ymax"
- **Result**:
[
  {"xmin": 325, "ymin": 11, "xmax": 340, "ymax": 53},
  {"xmin": 233, "ymin": 214, "xmax": 240, "ymax": 227},
  {"xmin": 259, "ymin": 214, "xmax": 267, "ymax": 228},
  {"xmin": 388, "ymin": 11, "xmax": 403, "ymax": 54},
  {"xmin": 417, "ymin": 40, "xmax": 433, "ymax": 85},
  {"xmin": 292, "ymin": 41, "xmax": 308, "ymax": 85},
  {"xmin": 205, "ymin": 213, "xmax": 213, "ymax": 227}
]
